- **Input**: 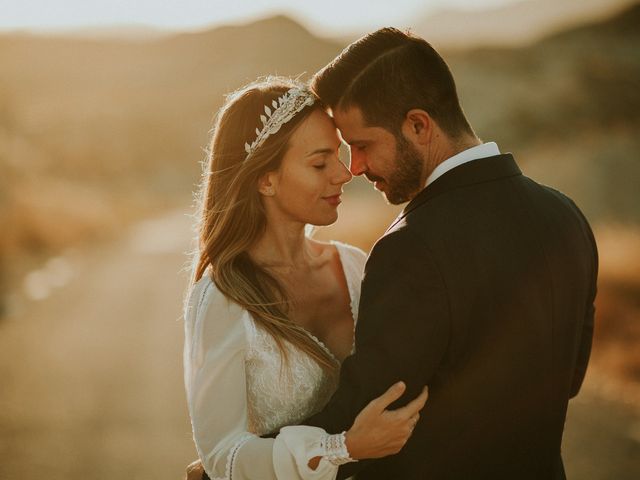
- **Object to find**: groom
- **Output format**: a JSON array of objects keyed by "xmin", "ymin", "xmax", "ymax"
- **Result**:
[{"xmin": 298, "ymin": 28, "xmax": 597, "ymax": 479}]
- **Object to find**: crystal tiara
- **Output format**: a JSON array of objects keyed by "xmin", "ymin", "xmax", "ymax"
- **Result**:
[{"xmin": 244, "ymin": 87, "xmax": 315, "ymax": 158}]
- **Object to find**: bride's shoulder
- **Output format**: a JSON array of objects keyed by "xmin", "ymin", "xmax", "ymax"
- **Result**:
[
  {"xmin": 186, "ymin": 273, "xmax": 246, "ymax": 327},
  {"xmin": 307, "ymin": 238, "xmax": 367, "ymax": 262},
  {"xmin": 188, "ymin": 272, "xmax": 217, "ymax": 310},
  {"xmin": 331, "ymin": 240, "xmax": 367, "ymax": 258},
  {"xmin": 184, "ymin": 273, "xmax": 249, "ymax": 360},
  {"xmin": 329, "ymin": 240, "xmax": 369, "ymax": 270}
]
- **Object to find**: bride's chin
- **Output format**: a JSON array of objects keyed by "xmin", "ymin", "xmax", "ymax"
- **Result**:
[{"xmin": 307, "ymin": 211, "xmax": 339, "ymax": 227}]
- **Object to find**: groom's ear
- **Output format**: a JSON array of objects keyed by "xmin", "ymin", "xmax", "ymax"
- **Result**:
[
  {"xmin": 402, "ymin": 109, "xmax": 432, "ymax": 145},
  {"xmin": 257, "ymin": 171, "xmax": 277, "ymax": 197}
]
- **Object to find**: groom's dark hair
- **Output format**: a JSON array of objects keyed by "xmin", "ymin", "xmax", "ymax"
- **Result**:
[{"xmin": 311, "ymin": 28, "xmax": 474, "ymax": 139}]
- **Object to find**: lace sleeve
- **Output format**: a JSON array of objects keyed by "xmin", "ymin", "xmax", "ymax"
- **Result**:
[
  {"xmin": 184, "ymin": 277, "xmax": 347, "ymax": 479},
  {"xmin": 184, "ymin": 277, "xmax": 266, "ymax": 479}
]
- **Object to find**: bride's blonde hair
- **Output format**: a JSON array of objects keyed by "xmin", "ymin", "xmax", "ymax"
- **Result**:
[{"xmin": 191, "ymin": 77, "xmax": 338, "ymax": 373}]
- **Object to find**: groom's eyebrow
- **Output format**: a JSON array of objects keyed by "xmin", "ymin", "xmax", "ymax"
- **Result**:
[
  {"xmin": 341, "ymin": 135, "xmax": 365, "ymax": 146},
  {"xmin": 339, "ymin": 133, "xmax": 365, "ymax": 145}
]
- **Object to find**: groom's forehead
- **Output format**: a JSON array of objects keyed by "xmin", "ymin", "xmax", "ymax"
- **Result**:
[
  {"xmin": 335, "ymin": 125, "xmax": 357, "ymax": 145},
  {"xmin": 333, "ymin": 107, "xmax": 372, "ymax": 143},
  {"xmin": 335, "ymin": 127, "xmax": 351, "ymax": 145}
]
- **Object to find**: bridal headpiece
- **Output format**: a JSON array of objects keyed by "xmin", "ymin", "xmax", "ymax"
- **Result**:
[{"xmin": 244, "ymin": 87, "xmax": 315, "ymax": 159}]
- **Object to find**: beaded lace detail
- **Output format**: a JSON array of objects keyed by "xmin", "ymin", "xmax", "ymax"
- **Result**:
[
  {"xmin": 244, "ymin": 315, "xmax": 340, "ymax": 435},
  {"xmin": 244, "ymin": 87, "xmax": 315, "ymax": 158},
  {"xmin": 244, "ymin": 242, "xmax": 362, "ymax": 436},
  {"xmin": 186, "ymin": 242, "xmax": 366, "ymax": 479}
]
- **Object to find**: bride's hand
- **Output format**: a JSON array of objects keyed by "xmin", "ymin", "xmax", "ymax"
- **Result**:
[{"xmin": 345, "ymin": 382, "xmax": 429, "ymax": 460}]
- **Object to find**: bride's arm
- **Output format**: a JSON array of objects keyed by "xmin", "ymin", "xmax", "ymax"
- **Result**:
[
  {"xmin": 184, "ymin": 281, "xmax": 275, "ymax": 479},
  {"xmin": 185, "ymin": 280, "xmax": 428, "ymax": 480},
  {"xmin": 186, "ymin": 281, "xmax": 352, "ymax": 480}
]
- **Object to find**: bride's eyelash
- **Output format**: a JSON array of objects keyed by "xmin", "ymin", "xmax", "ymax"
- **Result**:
[{"xmin": 313, "ymin": 164, "xmax": 327, "ymax": 170}]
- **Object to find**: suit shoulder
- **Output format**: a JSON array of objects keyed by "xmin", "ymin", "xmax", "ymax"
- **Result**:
[
  {"xmin": 540, "ymin": 184, "xmax": 594, "ymax": 229},
  {"xmin": 369, "ymin": 223, "xmax": 433, "ymax": 268},
  {"xmin": 540, "ymin": 183, "xmax": 579, "ymax": 208},
  {"xmin": 530, "ymin": 183, "xmax": 598, "ymax": 262},
  {"xmin": 375, "ymin": 222, "xmax": 416, "ymax": 248}
]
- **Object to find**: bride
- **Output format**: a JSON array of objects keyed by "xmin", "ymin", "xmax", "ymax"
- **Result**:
[{"xmin": 183, "ymin": 77, "xmax": 428, "ymax": 480}]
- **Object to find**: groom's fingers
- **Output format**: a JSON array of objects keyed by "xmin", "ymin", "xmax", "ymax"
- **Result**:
[
  {"xmin": 394, "ymin": 386, "xmax": 429, "ymax": 419},
  {"xmin": 371, "ymin": 381, "xmax": 406, "ymax": 411}
]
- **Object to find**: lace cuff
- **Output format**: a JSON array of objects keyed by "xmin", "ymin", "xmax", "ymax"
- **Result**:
[
  {"xmin": 273, "ymin": 426, "xmax": 356, "ymax": 480},
  {"xmin": 323, "ymin": 431, "xmax": 356, "ymax": 465}
]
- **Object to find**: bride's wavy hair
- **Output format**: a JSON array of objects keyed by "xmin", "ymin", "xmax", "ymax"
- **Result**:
[{"xmin": 191, "ymin": 77, "xmax": 338, "ymax": 373}]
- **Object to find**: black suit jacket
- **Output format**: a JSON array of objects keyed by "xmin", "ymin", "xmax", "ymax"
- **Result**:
[{"xmin": 302, "ymin": 154, "xmax": 597, "ymax": 480}]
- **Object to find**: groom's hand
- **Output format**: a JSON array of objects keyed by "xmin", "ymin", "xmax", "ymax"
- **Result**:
[{"xmin": 184, "ymin": 459, "xmax": 204, "ymax": 480}]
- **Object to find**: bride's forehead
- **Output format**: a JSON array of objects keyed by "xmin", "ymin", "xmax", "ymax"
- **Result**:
[{"xmin": 290, "ymin": 110, "xmax": 339, "ymax": 145}]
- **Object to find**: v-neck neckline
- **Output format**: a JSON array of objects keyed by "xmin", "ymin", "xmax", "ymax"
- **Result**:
[{"xmin": 298, "ymin": 241, "xmax": 356, "ymax": 364}]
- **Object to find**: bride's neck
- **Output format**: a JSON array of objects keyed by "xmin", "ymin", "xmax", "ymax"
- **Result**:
[{"xmin": 249, "ymin": 219, "xmax": 317, "ymax": 270}]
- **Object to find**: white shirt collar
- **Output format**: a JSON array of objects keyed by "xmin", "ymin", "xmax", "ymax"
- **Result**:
[{"xmin": 425, "ymin": 142, "xmax": 500, "ymax": 187}]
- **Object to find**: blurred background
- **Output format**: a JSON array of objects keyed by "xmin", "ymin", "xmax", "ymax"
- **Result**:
[{"xmin": 1, "ymin": 0, "xmax": 639, "ymax": 478}]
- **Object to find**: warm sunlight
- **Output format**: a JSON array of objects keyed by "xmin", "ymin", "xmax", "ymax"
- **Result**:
[
  {"xmin": 0, "ymin": 0, "xmax": 549, "ymax": 34},
  {"xmin": 1, "ymin": 1, "xmax": 638, "ymax": 479}
]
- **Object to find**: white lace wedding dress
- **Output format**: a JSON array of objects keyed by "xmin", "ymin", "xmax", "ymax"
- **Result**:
[{"xmin": 183, "ymin": 242, "xmax": 366, "ymax": 480}]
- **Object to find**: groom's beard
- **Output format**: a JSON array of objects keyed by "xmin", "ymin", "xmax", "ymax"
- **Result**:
[{"xmin": 381, "ymin": 134, "xmax": 424, "ymax": 205}]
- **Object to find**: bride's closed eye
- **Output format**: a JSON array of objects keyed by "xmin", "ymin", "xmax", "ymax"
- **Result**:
[{"xmin": 313, "ymin": 163, "xmax": 327, "ymax": 170}]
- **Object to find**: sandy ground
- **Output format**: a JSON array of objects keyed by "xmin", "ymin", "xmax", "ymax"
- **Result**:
[{"xmin": 0, "ymin": 209, "xmax": 638, "ymax": 479}]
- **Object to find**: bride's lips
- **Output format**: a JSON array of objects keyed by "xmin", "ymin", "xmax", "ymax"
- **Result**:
[{"xmin": 322, "ymin": 194, "xmax": 342, "ymax": 206}]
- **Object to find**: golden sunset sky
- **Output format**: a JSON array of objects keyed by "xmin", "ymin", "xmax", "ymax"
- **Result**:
[{"xmin": 0, "ymin": 0, "xmax": 523, "ymax": 35}]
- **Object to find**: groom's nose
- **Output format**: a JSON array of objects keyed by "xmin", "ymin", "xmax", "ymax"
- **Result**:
[{"xmin": 349, "ymin": 149, "xmax": 367, "ymax": 176}]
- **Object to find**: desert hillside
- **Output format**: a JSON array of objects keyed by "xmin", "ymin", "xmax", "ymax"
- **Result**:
[
  {"xmin": 0, "ymin": 15, "xmax": 343, "ymax": 287},
  {"xmin": 1, "ymin": 4, "xmax": 639, "ymax": 294},
  {"xmin": 447, "ymin": 2, "xmax": 640, "ymax": 222}
]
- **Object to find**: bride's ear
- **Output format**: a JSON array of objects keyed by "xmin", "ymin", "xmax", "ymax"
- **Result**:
[{"xmin": 257, "ymin": 172, "xmax": 276, "ymax": 197}]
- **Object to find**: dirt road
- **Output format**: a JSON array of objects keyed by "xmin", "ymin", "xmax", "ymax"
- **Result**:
[{"xmin": 1, "ymin": 210, "xmax": 638, "ymax": 479}]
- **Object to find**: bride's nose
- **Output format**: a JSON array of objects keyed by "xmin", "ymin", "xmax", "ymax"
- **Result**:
[{"xmin": 332, "ymin": 160, "xmax": 353, "ymax": 185}]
